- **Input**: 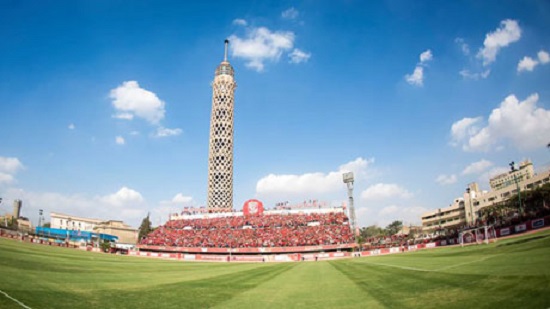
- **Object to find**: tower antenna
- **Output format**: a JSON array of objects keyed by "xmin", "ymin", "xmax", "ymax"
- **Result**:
[{"xmin": 224, "ymin": 39, "xmax": 229, "ymax": 62}]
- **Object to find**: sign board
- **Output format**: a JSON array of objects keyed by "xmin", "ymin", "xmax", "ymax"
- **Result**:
[
  {"xmin": 514, "ymin": 224, "xmax": 526, "ymax": 233},
  {"xmin": 500, "ymin": 227, "xmax": 510, "ymax": 236},
  {"xmin": 532, "ymin": 218, "xmax": 544, "ymax": 229}
]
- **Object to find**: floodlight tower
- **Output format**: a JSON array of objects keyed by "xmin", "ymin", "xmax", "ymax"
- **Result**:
[
  {"xmin": 343, "ymin": 172, "xmax": 357, "ymax": 237},
  {"xmin": 509, "ymin": 161, "xmax": 523, "ymax": 217}
]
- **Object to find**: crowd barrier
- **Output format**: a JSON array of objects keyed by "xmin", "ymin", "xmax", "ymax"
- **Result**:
[
  {"xmin": 128, "ymin": 250, "xmax": 353, "ymax": 262},
  {"xmin": 137, "ymin": 243, "xmax": 355, "ymax": 254}
]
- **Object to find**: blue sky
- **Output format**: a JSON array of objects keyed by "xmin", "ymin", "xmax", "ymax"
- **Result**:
[{"xmin": 1, "ymin": 1, "xmax": 549, "ymax": 228}]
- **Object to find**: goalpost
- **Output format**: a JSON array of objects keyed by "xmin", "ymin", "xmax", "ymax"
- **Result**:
[{"xmin": 459, "ymin": 225, "xmax": 497, "ymax": 247}]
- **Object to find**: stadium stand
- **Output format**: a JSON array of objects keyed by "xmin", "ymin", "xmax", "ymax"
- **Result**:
[{"xmin": 140, "ymin": 211, "xmax": 354, "ymax": 250}]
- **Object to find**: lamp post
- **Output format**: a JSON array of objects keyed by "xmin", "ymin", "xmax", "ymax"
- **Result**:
[
  {"xmin": 38, "ymin": 209, "xmax": 43, "ymax": 227},
  {"xmin": 342, "ymin": 172, "xmax": 357, "ymax": 240},
  {"xmin": 509, "ymin": 161, "xmax": 523, "ymax": 218},
  {"xmin": 466, "ymin": 188, "xmax": 474, "ymax": 225}
]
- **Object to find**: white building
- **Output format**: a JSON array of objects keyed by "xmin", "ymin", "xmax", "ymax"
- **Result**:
[
  {"xmin": 422, "ymin": 160, "xmax": 550, "ymax": 233},
  {"xmin": 50, "ymin": 212, "xmax": 138, "ymax": 244}
]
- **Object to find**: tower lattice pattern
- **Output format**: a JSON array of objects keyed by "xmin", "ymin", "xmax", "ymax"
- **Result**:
[{"xmin": 207, "ymin": 56, "xmax": 236, "ymax": 213}]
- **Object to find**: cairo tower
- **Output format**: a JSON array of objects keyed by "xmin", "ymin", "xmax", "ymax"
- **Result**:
[{"xmin": 207, "ymin": 40, "xmax": 236, "ymax": 213}]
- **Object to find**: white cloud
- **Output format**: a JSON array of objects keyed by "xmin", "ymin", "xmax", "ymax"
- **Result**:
[
  {"xmin": 360, "ymin": 183, "xmax": 413, "ymax": 201},
  {"xmin": 451, "ymin": 93, "xmax": 550, "ymax": 151},
  {"xmin": 376, "ymin": 205, "xmax": 427, "ymax": 227},
  {"xmin": 0, "ymin": 157, "xmax": 24, "ymax": 174},
  {"xmin": 255, "ymin": 157, "xmax": 373, "ymax": 198},
  {"xmin": 232, "ymin": 18, "xmax": 247, "ymax": 26},
  {"xmin": 0, "ymin": 157, "xmax": 23, "ymax": 184},
  {"xmin": 462, "ymin": 159, "xmax": 493, "ymax": 175},
  {"xmin": 450, "ymin": 117, "xmax": 483, "ymax": 147},
  {"xmin": 455, "ymin": 38, "xmax": 470, "ymax": 55},
  {"xmin": 154, "ymin": 126, "xmax": 182, "ymax": 138},
  {"xmin": 405, "ymin": 66, "xmax": 424, "ymax": 86},
  {"xmin": 289, "ymin": 48, "xmax": 311, "ymax": 64},
  {"xmin": 171, "ymin": 193, "xmax": 193, "ymax": 204},
  {"xmin": 517, "ymin": 56, "xmax": 538, "ymax": 72},
  {"xmin": 68, "ymin": 123, "xmax": 75, "ymax": 130},
  {"xmin": 459, "ymin": 69, "xmax": 490, "ymax": 80},
  {"xmin": 282, "ymin": 7, "xmax": 299, "ymax": 20},
  {"xmin": 0, "ymin": 172, "xmax": 15, "ymax": 184},
  {"xmin": 115, "ymin": 136, "xmax": 125, "ymax": 145},
  {"xmin": 158, "ymin": 194, "xmax": 195, "ymax": 220},
  {"xmin": 229, "ymin": 27, "xmax": 296, "ymax": 71},
  {"xmin": 405, "ymin": 49, "xmax": 432, "ymax": 86},
  {"xmin": 517, "ymin": 50, "xmax": 549, "ymax": 73},
  {"xmin": 538, "ymin": 50, "xmax": 550, "ymax": 64},
  {"xmin": 339, "ymin": 157, "xmax": 373, "ymax": 179},
  {"xmin": 101, "ymin": 187, "xmax": 144, "ymax": 207},
  {"xmin": 378, "ymin": 205, "xmax": 399, "ymax": 217},
  {"xmin": 110, "ymin": 81, "xmax": 165, "ymax": 124},
  {"xmin": 477, "ymin": 19, "xmax": 521, "ymax": 66},
  {"xmin": 420, "ymin": 49, "xmax": 433, "ymax": 63},
  {"xmin": 435, "ymin": 174, "xmax": 457, "ymax": 185},
  {"xmin": 112, "ymin": 113, "xmax": 134, "ymax": 120}
]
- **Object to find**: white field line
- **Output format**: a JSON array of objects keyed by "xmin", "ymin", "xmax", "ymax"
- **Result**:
[
  {"xmin": 362, "ymin": 254, "xmax": 500, "ymax": 273},
  {"xmin": 0, "ymin": 289, "xmax": 33, "ymax": 309},
  {"xmin": 434, "ymin": 255, "xmax": 500, "ymax": 272},
  {"xmin": 361, "ymin": 261, "xmax": 432, "ymax": 272}
]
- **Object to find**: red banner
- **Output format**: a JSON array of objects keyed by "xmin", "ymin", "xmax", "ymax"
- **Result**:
[{"xmin": 243, "ymin": 199, "xmax": 264, "ymax": 216}]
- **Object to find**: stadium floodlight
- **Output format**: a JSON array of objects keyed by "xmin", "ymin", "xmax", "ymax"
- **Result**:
[
  {"xmin": 509, "ymin": 161, "xmax": 523, "ymax": 217},
  {"xmin": 343, "ymin": 172, "xmax": 354, "ymax": 184},
  {"xmin": 342, "ymin": 172, "xmax": 357, "ymax": 239}
]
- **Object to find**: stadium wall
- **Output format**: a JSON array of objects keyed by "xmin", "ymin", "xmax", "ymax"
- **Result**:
[{"xmin": 137, "ymin": 243, "xmax": 355, "ymax": 254}]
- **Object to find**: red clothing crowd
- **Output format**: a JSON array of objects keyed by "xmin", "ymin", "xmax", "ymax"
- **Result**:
[{"xmin": 140, "ymin": 212, "xmax": 354, "ymax": 248}]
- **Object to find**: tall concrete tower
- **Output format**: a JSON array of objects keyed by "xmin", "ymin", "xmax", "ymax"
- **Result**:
[
  {"xmin": 13, "ymin": 199, "xmax": 22, "ymax": 219},
  {"xmin": 207, "ymin": 40, "xmax": 237, "ymax": 213}
]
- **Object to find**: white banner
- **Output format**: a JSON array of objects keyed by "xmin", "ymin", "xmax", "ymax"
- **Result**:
[
  {"xmin": 515, "ymin": 224, "xmax": 526, "ymax": 233},
  {"xmin": 500, "ymin": 227, "xmax": 510, "ymax": 236}
]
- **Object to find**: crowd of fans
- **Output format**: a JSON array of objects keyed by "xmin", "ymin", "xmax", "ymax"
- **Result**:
[{"xmin": 140, "ymin": 212, "xmax": 354, "ymax": 248}]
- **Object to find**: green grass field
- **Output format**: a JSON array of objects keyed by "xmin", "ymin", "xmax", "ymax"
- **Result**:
[{"xmin": 1, "ymin": 230, "xmax": 550, "ymax": 309}]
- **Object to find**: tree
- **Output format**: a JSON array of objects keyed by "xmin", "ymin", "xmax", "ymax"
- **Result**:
[
  {"xmin": 100, "ymin": 240, "xmax": 111, "ymax": 253},
  {"xmin": 385, "ymin": 220, "xmax": 403, "ymax": 236},
  {"xmin": 43, "ymin": 222, "xmax": 51, "ymax": 228},
  {"xmin": 355, "ymin": 234, "xmax": 364, "ymax": 251},
  {"xmin": 137, "ymin": 213, "xmax": 153, "ymax": 241},
  {"xmin": 7, "ymin": 217, "xmax": 17, "ymax": 230},
  {"xmin": 360, "ymin": 225, "xmax": 384, "ymax": 239}
]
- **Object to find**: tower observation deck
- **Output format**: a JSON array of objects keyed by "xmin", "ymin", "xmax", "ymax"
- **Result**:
[{"xmin": 207, "ymin": 40, "xmax": 237, "ymax": 212}]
